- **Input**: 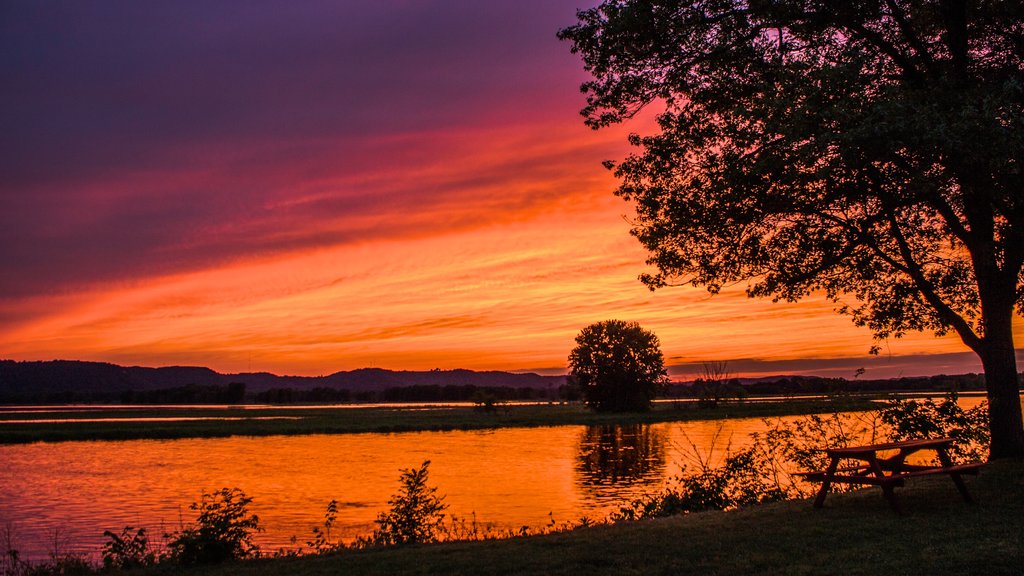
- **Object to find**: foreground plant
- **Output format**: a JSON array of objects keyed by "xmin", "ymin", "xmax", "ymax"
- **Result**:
[
  {"xmin": 617, "ymin": 395, "xmax": 990, "ymax": 518},
  {"xmin": 307, "ymin": 500, "xmax": 340, "ymax": 554},
  {"xmin": 365, "ymin": 461, "xmax": 448, "ymax": 547},
  {"xmin": 166, "ymin": 487, "xmax": 262, "ymax": 565},
  {"xmin": 612, "ymin": 443, "xmax": 788, "ymax": 521},
  {"xmin": 101, "ymin": 526, "xmax": 155, "ymax": 570},
  {"xmin": 880, "ymin": 393, "xmax": 990, "ymax": 463}
]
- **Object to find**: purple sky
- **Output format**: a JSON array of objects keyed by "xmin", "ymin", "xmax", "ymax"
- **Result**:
[
  {"xmin": 1, "ymin": 1, "xmax": 588, "ymax": 298},
  {"xmin": 2, "ymin": 1, "xmax": 1014, "ymax": 377}
]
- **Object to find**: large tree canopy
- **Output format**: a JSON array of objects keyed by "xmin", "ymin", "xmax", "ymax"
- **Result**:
[
  {"xmin": 559, "ymin": 0, "xmax": 1024, "ymax": 457},
  {"xmin": 569, "ymin": 320, "xmax": 669, "ymax": 412}
]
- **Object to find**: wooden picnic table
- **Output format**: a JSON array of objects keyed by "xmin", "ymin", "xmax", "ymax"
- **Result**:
[{"xmin": 798, "ymin": 437, "xmax": 984, "ymax": 512}]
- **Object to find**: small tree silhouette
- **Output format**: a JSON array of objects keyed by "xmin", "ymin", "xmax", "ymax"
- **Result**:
[
  {"xmin": 692, "ymin": 361, "xmax": 744, "ymax": 408},
  {"xmin": 370, "ymin": 461, "xmax": 448, "ymax": 546}
]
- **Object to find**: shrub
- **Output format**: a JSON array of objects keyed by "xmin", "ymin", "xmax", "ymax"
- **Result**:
[
  {"xmin": 691, "ymin": 361, "xmax": 746, "ymax": 408},
  {"xmin": 880, "ymin": 393, "xmax": 990, "ymax": 462},
  {"xmin": 166, "ymin": 487, "xmax": 262, "ymax": 565},
  {"xmin": 101, "ymin": 526, "xmax": 155, "ymax": 570},
  {"xmin": 612, "ymin": 444, "xmax": 788, "ymax": 521},
  {"xmin": 366, "ymin": 461, "xmax": 448, "ymax": 546},
  {"xmin": 754, "ymin": 410, "xmax": 884, "ymax": 497},
  {"xmin": 471, "ymin": 390, "xmax": 503, "ymax": 413}
]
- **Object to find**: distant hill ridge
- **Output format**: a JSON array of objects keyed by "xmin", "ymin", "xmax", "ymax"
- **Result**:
[{"xmin": 0, "ymin": 360, "xmax": 566, "ymax": 397}]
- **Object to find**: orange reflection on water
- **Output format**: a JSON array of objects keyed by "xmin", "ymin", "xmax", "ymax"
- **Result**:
[
  {"xmin": 0, "ymin": 401, "xmax": 996, "ymax": 560},
  {"xmin": 0, "ymin": 420, "xmax": 773, "ymax": 558}
]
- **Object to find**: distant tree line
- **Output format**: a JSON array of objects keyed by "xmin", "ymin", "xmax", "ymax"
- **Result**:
[
  {"xmin": 0, "ymin": 382, "xmax": 246, "ymax": 405},
  {"xmin": 120, "ymin": 382, "xmax": 246, "ymax": 404},
  {"xmin": 255, "ymin": 384, "xmax": 572, "ymax": 405},
  {"xmin": 666, "ymin": 374, "xmax": 991, "ymax": 399},
  {"xmin": 1, "ymin": 373, "xmax": 1011, "ymax": 406}
]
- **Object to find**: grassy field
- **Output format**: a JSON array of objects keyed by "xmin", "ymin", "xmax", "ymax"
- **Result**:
[
  {"xmin": 0, "ymin": 397, "xmax": 879, "ymax": 444},
  {"xmin": 137, "ymin": 457, "xmax": 1023, "ymax": 576}
]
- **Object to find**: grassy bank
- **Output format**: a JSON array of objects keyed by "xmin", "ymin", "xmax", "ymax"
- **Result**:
[
  {"xmin": 0, "ymin": 398, "xmax": 878, "ymax": 444},
  {"xmin": 139, "ymin": 458, "xmax": 1022, "ymax": 576}
]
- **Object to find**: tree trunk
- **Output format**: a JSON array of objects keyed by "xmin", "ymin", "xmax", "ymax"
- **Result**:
[{"xmin": 979, "ymin": 329, "xmax": 1024, "ymax": 460}]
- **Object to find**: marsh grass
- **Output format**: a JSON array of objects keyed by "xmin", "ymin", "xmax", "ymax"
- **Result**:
[{"xmin": 0, "ymin": 398, "xmax": 876, "ymax": 444}]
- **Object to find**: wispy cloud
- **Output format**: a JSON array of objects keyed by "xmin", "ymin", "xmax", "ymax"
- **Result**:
[{"xmin": 2, "ymin": 1, "xmax": 1016, "ymax": 376}]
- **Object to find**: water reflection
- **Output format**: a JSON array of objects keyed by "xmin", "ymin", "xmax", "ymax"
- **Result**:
[
  {"xmin": 575, "ymin": 425, "xmax": 667, "ymax": 504},
  {"xmin": 0, "ymin": 397, "xmax": 999, "ymax": 559}
]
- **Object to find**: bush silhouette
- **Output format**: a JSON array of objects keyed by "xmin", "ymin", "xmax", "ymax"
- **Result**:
[
  {"xmin": 166, "ymin": 487, "xmax": 262, "ymax": 565},
  {"xmin": 369, "ymin": 461, "xmax": 448, "ymax": 546}
]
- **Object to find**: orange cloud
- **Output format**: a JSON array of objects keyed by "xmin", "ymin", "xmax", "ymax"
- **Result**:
[{"xmin": 4, "ymin": 146, "xmax": 1015, "ymax": 378}]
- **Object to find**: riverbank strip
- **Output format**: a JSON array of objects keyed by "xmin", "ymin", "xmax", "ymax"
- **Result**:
[
  {"xmin": 139, "ymin": 457, "xmax": 1022, "ymax": 576},
  {"xmin": 0, "ymin": 397, "xmax": 878, "ymax": 444}
]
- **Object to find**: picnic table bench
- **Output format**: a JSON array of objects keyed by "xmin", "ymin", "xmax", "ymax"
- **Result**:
[{"xmin": 796, "ymin": 437, "xmax": 984, "ymax": 512}]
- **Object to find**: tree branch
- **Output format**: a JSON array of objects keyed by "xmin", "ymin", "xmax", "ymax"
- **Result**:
[
  {"xmin": 883, "ymin": 0, "xmax": 938, "ymax": 74},
  {"xmin": 882, "ymin": 207, "xmax": 983, "ymax": 352},
  {"xmin": 844, "ymin": 21, "xmax": 923, "ymax": 84}
]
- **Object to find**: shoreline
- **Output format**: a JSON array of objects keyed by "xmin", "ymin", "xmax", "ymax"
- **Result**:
[{"xmin": 0, "ymin": 396, "xmax": 882, "ymax": 445}]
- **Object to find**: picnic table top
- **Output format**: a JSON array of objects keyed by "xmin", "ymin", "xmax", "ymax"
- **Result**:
[{"xmin": 825, "ymin": 437, "xmax": 953, "ymax": 456}]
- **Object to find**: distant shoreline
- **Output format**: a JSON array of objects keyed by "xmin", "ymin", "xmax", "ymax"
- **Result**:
[{"xmin": 0, "ymin": 396, "xmax": 883, "ymax": 445}]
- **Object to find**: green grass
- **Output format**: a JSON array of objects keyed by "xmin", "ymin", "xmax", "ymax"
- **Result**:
[
  {"xmin": 141, "ymin": 458, "xmax": 1023, "ymax": 576},
  {"xmin": 0, "ymin": 398, "xmax": 877, "ymax": 444}
]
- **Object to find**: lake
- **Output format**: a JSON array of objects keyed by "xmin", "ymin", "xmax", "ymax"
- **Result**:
[{"xmin": 0, "ymin": 397, "xmax": 990, "ymax": 559}]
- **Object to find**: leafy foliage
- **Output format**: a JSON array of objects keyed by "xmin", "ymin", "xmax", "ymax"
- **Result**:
[
  {"xmin": 881, "ymin": 393, "xmax": 990, "ymax": 463},
  {"xmin": 612, "ymin": 444, "xmax": 788, "ymax": 520},
  {"xmin": 616, "ymin": 394, "xmax": 990, "ymax": 518},
  {"xmin": 367, "ymin": 461, "xmax": 448, "ymax": 547},
  {"xmin": 101, "ymin": 526, "xmax": 156, "ymax": 570},
  {"xmin": 0, "ymin": 527, "xmax": 97, "ymax": 576},
  {"xmin": 568, "ymin": 320, "xmax": 669, "ymax": 412},
  {"xmin": 166, "ymin": 487, "xmax": 262, "ymax": 565},
  {"xmin": 559, "ymin": 0, "xmax": 1024, "ymax": 457}
]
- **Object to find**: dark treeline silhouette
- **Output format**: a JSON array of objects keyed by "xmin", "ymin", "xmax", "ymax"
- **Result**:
[
  {"xmin": 255, "ymin": 387, "xmax": 353, "ymax": 404},
  {"xmin": 1, "ymin": 359, "xmax": 1014, "ymax": 405},
  {"xmin": 0, "ymin": 383, "xmax": 248, "ymax": 405},
  {"xmin": 255, "ymin": 384, "xmax": 570, "ymax": 404},
  {"xmin": 0, "ymin": 360, "xmax": 565, "ymax": 404},
  {"xmin": 121, "ymin": 382, "xmax": 246, "ymax": 404},
  {"xmin": 667, "ymin": 373, "xmax": 993, "ymax": 398}
]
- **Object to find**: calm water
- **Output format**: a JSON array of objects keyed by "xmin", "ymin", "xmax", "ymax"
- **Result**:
[
  {"xmin": 0, "ymin": 396, "xmax": 991, "ymax": 559},
  {"xmin": 0, "ymin": 419, "xmax": 772, "ymax": 557}
]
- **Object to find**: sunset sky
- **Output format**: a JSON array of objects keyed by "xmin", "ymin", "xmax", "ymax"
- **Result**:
[{"xmin": 2, "ymin": 1, "xmax": 1020, "ymax": 380}]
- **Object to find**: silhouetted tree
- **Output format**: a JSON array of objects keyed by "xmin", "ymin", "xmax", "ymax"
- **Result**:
[
  {"xmin": 560, "ymin": 2, "xmax": 1024, "ymax": 458},
  {"xmin": 692, "ymin": 361, "xmax": 746, "ymax": 408},
  {"xmin": 370, "ymin": 461, "xmax": 448, "ymax": 546},
  {"xmin": 569, "ymin": 320, "xmax": 669, "ymax": 412},
  {"xmin": 225, "ymin": 382, "xmax": 246, "ymax": 404}
]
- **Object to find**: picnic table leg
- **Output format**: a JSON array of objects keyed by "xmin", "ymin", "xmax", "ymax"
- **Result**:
[
  {"xmin": 866, "ymin": 455, "xmax": 902, "ymax": 513},
  {"xmin": 813, "ymin": 457, "xmax": 840, "ymax": 508},
  {"xmin": 936, "ymin": 447, "xmax": 974, "ymax": 503},
  {"xmin": 880, "ymin": 482, "xmax": 901, "ymax": 513}
]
